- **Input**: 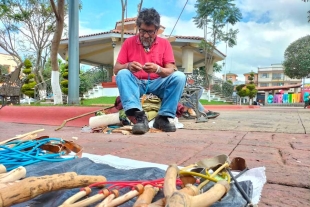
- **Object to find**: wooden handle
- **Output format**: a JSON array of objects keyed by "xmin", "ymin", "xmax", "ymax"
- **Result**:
[
  {"xmin": 147, "ymin": 198, "xmax": 165, "ymax": 207},
  {"xmin": 178, "ymin": 184, "xmax": 199, "ymax": 196},
  {"xmin": 163, "ymin": 164, "xmax": 179, "ymax": 199},
  {"xmin": 69, "ymin": 189, "xmax": 109, "ymax": 207},
  {"xmin": 0, "ymin": 172, "xmax": 106, "ymax": 207},
  {"xmin": 0, "ymin": 165, "xmax": 6, "ymax": 174},
  {"xmin": 190, "ymin": 180, "xmax": 230, "ymax": 207},
  {"xmin": 166, "ymin": 181, "xmax": 229, "ymax": 207},
  {"xmin": 0, "ymin": 167, "xmax": 26, "ymax": 183},
  {"xmin": 105, "ymin": 185, "xmax": 143, "ymax": 207},
  {"xmin": 133, "ymin": 185, "xmax": 159, "ymax": 207},
  {"xmin": 59, "ymin": 187, "xmax": 92, "ymax": 207},
  {"xmin": 96, "ymin": 193, "xmax": 116, "ymax": 207}
]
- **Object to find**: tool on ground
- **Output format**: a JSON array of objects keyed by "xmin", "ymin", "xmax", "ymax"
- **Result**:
[
  {"xmin": 60, "ymin": 187, "xmax": 92, "ymax": 206},
  {"xmin": 227, "ymin": 168, "xmax": 254, "ymax": 207},
  {"xmin": 0, "ymin": 129, "xmax": 44, "ymax": 145},
  {"xmin": 158, "ymin": 164, "xmax": 230, "ymax": 207},
  {"xmin": 230, "ymin": 157, "xmax": 249, "ymax": 179},
  {"xmin": 0, "ymin": 172, "xmax": 106, "ymax": 207},
  {"xmin": 55, "ymin": 107, "xmax": 113, "ymax": 131}
]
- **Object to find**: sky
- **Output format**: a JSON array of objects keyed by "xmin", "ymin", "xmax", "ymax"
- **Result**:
[{"xmin": 78, "ymin": 0, "xmax": 310, "ymax": 81}]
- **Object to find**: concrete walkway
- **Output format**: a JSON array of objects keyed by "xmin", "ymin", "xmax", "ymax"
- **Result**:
[{"xmin": 0, "ymin": 106, "xmax": 309, "ymax": 206}]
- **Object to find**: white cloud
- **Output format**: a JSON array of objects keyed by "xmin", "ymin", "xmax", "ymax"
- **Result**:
[
  {"xmin": 75, "ymin": 0, "xmax": 309, "ymax": 82},
  {"xmin": 163, "ymin": 0, "xmax": 310, "ymax": 81}
]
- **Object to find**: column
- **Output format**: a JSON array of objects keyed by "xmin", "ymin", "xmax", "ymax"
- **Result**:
[{"xmin": 181, "ymin": 46, "xmax": 194, "ymax": 73}]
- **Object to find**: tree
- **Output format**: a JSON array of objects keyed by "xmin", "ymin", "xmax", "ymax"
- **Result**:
[
  {"xmin": 283, "ymin": 35, "xmax": 310, "ymax": 79},
  {"xmin": 0, "ymin": 0, "xmax": 59, "ymax": 94},
  {"xmin": 246, "ymin": 72, "xmax": 257, "ymax": 105},
  {"xmin": 193, "ymin": 0, "xmax": 242, "ymax": 89},
  {"xmin": 21, "ymin": 59, "xmax": 36, "ymax": 98},
  {"xmin": 50, "ymin": 0, "xmax": 65, "ymax": 104},
  {"xmin": 0, "ymin": 65, "xmax": 9, "ymax": 75}
]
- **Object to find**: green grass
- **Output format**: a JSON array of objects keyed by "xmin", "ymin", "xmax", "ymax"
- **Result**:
[
  {"xmin": 81, "ymin": 96, "xmax": 232, "ymax": 106},
  {"xmin": 200, "ymin": 99, "xmax": 232, "ymax": 105},
  {"xmin": 82, "ymin": 96, "xmax": 117, "ymax": 106}
]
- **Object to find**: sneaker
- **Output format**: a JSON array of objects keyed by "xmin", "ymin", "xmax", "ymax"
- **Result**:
[
  {"xmin": 132, "ymin": 111, "xmax": 149, "ymax": 134},
  {"xmin": 153, "ymin": 115, "xmax": 176, "ymax": 132},
  {"xmin": 205, "ymin": 110, "xmax": 220, "ymax": 119}
]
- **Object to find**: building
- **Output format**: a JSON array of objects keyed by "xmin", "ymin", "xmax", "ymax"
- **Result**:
[
  {"xmin": 243, "ymin": 71, "xmax": 258, "ymax": 85},
  {"xmin": 257, "ymin": 64, "xmax": 301, "ymax": 91},
  {"xmin": 223, "ymin": 72, "xmax": 238, "ymax": 83},
  {"xmin": 0, "ymin": 53, "xmax": 19, "ymax": 73}
]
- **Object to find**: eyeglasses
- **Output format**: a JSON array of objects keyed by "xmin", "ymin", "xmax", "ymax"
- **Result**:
[{"xmin": 139, "ymin": 28, "xmax": 156, "ymax": 36}]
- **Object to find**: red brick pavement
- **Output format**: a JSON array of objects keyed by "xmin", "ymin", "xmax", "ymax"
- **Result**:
[{"xmin": 0, "ymin": 106, "xmax": 309, "ymax": 206}]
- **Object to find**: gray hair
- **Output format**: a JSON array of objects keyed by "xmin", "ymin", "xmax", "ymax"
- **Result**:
[{"xmin": 136, "ymin": 8, "xmax": 160, "ymax": 30}]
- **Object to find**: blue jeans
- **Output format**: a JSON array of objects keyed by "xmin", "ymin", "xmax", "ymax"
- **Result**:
[{"xmin": 116, "ymin": 69, "xmax": 186, "ymax": 118}]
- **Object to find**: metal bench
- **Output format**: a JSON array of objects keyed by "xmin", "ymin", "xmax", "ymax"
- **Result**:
[{"xmin": 0, "ymin": 69, "xmax": 22, "ymax": 109}]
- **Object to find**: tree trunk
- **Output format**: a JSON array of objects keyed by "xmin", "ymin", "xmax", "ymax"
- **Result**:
[{"xmin": 50, "ymin": 0, "xmax": 65, "ymax": 104}]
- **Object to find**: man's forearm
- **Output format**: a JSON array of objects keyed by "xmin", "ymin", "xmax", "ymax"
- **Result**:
[{"xmin": 113, "ymin": 62, "xmax": 129, "ymax": 75}]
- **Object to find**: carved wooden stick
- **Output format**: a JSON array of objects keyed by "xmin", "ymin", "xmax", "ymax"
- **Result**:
[
  {"xmin": 59, "ymin": 187, "xmax": 92, "ymax": 207},
  {"xmin": 96, "ymin": 190, "xmax": 119, "ymax": 207},
  {"xmin": 0, "ymin": 172, "xmax": 106, "ymax": 207},
  {"xmin": 165, "ymin": 180, "xmax": 230, "ymax": 207},
  {"xmin": 0, "ymin": 166, "xmax": 26, "ymax": 183},
  {"xmin": 68, "ymin": 189, "xmax": 110, "ymax": 207},
  {"xmin": 0, "ymin": 165, "xmax": 6, "ymax": 174},
  {"xmin": 133, "ymin": 185, "xmax": 159, "ymax": 207},
  {"xmin": 104, "ymin": 184, "xmax": 144, "ymax": 207}
]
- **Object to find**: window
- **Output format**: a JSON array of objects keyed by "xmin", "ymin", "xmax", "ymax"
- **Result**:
[
  {"xmin": 260, "ymin": 73, "xmax": 269, "ymax": 78},
  {"xmin": 272, "ymin": 73, "xmax": 282, "ymax": 80},
  {"xmin": 272, "ymin": 82, "xmax": 284, "ymax": 86},
  {"xmin": 260, "ymin": 83, "xmax": 268, "ymax": 87}
]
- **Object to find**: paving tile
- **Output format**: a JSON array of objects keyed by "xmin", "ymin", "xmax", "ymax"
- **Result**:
[{"xmin": 260, "ymin": 183, "xmax": 310, "ymax": 207}]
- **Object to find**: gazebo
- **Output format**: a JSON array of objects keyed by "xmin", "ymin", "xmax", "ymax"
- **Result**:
[{"xmin": 58, "ymin": 17, "xmax": 226, "ymax": 83}]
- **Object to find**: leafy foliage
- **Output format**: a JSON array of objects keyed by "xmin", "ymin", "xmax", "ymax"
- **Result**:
[
  {"xmin": 193, "ymin": 0, "xmax": 242, "ymax": 85},
  {"xmin": 21, "ymin": 58, "xmax": 36, "ymax": 98},
  {"xmin": 61, "ymin": 58, "xmax": 69, "ymax": 95},
  {"xmin": 283, "ymin": 35, "xmax": 310, "ymax": 79},
  {"xmin": 236, "ymin": 73, "xmax": 257, "ymax": 104}
]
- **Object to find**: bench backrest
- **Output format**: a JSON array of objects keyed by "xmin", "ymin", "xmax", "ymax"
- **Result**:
[{"xmin": 0, "ymin": 69, "xmax": 22, "ymax": 96}]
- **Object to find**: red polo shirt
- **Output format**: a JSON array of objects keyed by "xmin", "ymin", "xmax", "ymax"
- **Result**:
[{"xmin": 117, "ymin": 35, "xmax": 175, "ymax": 80}]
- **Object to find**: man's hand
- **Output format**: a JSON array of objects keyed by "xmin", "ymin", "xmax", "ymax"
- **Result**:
[
  {"xmin": 129, "ymin": 61, "xmax": 143, "ymax": 73},
  {"xmin": 142, "ymin": 62, "xmax": 158, "ymax": 73}
]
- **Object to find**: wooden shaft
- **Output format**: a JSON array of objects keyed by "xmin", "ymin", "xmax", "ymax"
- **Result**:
[
  {"xmin": 59, "ymin": 187, "xmax": 92, "ymax": 207},
  {"xmin": 0, "ymin": 165, "xmax": 6, "ymax": 174},
  {"xmin": 178, "ymin": 184, "xmax": 199, "ymax": 196},
  {"xmin": 133, "ymin": 185, "xmax": 159, "ymax": 207},
  {"xmin": 147, "ymin": 198, "xmax": 165, "ymax": 207},
  {"xmin": 163, "ymin": 164, "xmax": 179, "ymax": 199},
  {"xmin": 96, "ymin": 193, "xmax": 116, "ymax": 207},
  {"xmin": 0, "ymin": 167, "xmax": 26, "ymax": 183},
  {"xmin": 0, "ymin": 129, "xmax": 44, "ymax": 145},
  {"xmin": 0, "ymin": 172, "xmax": 106, "ymax": 207},
  {"xmin": 105, "ymin": 184, "xmax": 143, "ymax": 207},
  {"xmin": 190, "ymin": 181, "xmax": 230, "ymax": 207},
  {"xmin": 69, "ymin": 189, "xmax": 110, "ymax": 207},
  {"xmin": 165, "ymin": 181, "xmax": 229, "ymax": 207}
]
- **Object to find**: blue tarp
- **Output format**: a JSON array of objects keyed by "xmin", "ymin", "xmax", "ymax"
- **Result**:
[{"xmin": 12, "ymin": 157, "xmax": 252, "ymax": 207}]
